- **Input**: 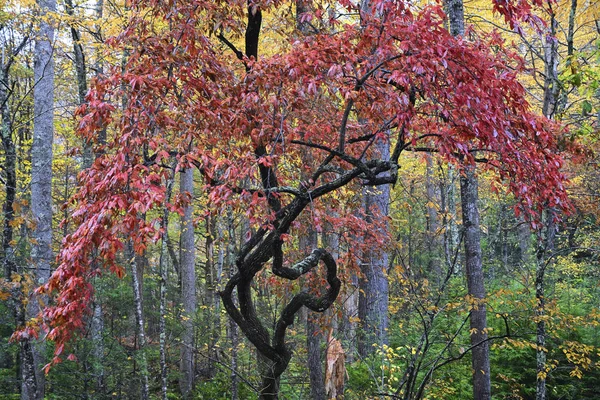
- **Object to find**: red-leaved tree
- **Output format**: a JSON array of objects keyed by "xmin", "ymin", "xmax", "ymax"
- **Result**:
[{"xmin": 26, "ymin": 0, "xmax": 571, "ymax": 398}]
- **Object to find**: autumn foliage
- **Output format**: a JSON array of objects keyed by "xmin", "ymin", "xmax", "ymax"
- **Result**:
[{"xmin": 31, "ymin": 0, "xmax": 571, "ymax": 374}]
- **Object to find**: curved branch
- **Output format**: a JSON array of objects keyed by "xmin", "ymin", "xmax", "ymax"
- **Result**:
[
  {"xmin": 273, "ymin": 248, "xmax": 341, "ymax": 351},
  {"xmin": 219, "ymin": 273, "xmax": 277, "ymax": 360},
  {"xmin": 272, "ymin": 245, "xmax": 327, "ymax": 280}
]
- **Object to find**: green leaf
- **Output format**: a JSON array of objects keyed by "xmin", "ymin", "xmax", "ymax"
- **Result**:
[{"xmin": 582, "ymin": 100, "xmax": 593, "ymax": 115}]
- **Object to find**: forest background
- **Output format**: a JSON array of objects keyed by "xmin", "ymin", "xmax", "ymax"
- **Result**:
[{"xmin": 0, "ymin": 0, "xmax": 599, "ymax": 398}]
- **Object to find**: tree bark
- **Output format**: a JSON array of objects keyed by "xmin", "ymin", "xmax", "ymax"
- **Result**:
[
  {"xmin": 536, "ymin": 9, "xmax": 560, "ymax": 399},
  {"xmin": 460, "ymin": 169, "xmax": 491, "ymax": 400},
  {"xmin": 425, "ymin": 155, "xmax": 442, "ymax": 283},
  {"xmin": 128, "ymin": 242, "xmax": 150, "ymax": 400},
  {"xmin": 0, "ymin": 60, "xmax": 18, "ymax": 282},
  {"xmin": 23, "ymin": 0, "xmax": 56, "ymax": 397},
  {"xmin": 535, "ymin": 211, "xmax": 555, "ymax": 400},
  {"xmin": 158, "ymin": 174, "xmax": 175, "ymax": 400},
  {"xmin": 358, "ymin": 138, "xmax": 390, "ymax": 358},
  {"xmin": 226, "ymin": 211, "xmax": 239, "ymax": 400},
  {"xmin": 301, "ymin": 227, "xmax": 326, "ymax": 400},
  {"xmin": 443, "ymin": 1, "xmax": 492, "ymax": 398},
  {"xmin": 355, "ymin": 0, "xmax": 391, "ymax": 360},
  {"xmin": 179, "ymin": 169, "xmax": 196, "ymax": 398},
  {"xmin": 542, "ymin": 10, "xmax": 559, "ymax": 119},
  {"xmin": 64, "ymin": 0, "xmax": 93, "ymax": 169}
]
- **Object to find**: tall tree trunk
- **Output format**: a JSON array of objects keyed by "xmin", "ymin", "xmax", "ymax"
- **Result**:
[
  {"xmin": 445, "ymin": 0, "xmax": 492, "ymax": 397},
  {"xmin": 128, "ymin": 242, "xmax": 150, "ymax": 400},
  {"xmin": 460, "ymin": 169, "xmax": 491, "ymax": 399},
  {"xmin": 535, "ymin": 211, "xmax": 555, "ymax": 400},
  {"xmin": 23, "ymin": 0, "xmax": 56, "ymax": 397},
  {"xmin": 180, "ymin": 169, "xmax": 196, "ymax": 398},
  {"xmin": 358, "ymin": 138, "xmax": 390, "ymax": 358},
  {"xmin": 342, "ymin": 274, "xmax": 359, "ymax": 362},
  {"xmin": 1, "ymin": 50, "xmax": 21, "ymax": 376},
  {"xmin": 537, "ymin": 9, "xmax": 560, "ymax": 399},
  {"xmin": 542, "ymin": 10, "xmax": 559, "ymax": 119},
  {"xmin": 64, "ymin": 0, "xmax": 92, "ymax": 169},
  {"xmin": 425, "ymin": 155, "xmax": 442, "ymax": 283},
  {"xmin": 159, "ymin": 176, "xmax": 175, "ymax": 400},
  {"xmin": 0, "ymin": 62, "xmax": 18, "ymax": 282},
  {"xmin": 442, "ymin": 167, "xmax": 459, "ymax": 272},
  {"xmin": 355, "ymin": 0, "xmax": 391, "ymax": 359},
  {"xmin": 203, "ymin": 214, "xmax": 221, "ymax": 379},
  {"xmin": 226, "ymin": 211, "xmax": 239, "ymax": 400}
]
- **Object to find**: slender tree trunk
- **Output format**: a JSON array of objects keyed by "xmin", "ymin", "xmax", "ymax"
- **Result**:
[
  {"xmin": 342, "ymin": 274, "xmax": 359, "ymax": 362},
  {"xmin": 444, "ymin": 0, "xmax": 492, "ymax": 397},
  {"xmin": 159, "ymin": 177, "xmax": 174, "ymax": 400},
  {"xmin": 226, "ymin": 211, "xmax": 239, "ymax": 400},
  {"xmin": 535, "ymin": 210, "xmax": 555, "ymax": 400},
  {"xmin": 64, "ymin": 0, "xmax": 92, "ymax": 169},
  {"xmin": 460, "ymin": 169, "xmax": 491, "ymax": 399},
  {"xmin": 536, "ymin": 10, "xmax": 560, "ymax": 399},
  {"xmin": 180, "ymin": 169, "xmax": 196, "ymax": 398},
  {"xmin": 518, "ymin": 217, "xmax": 531, "ymax": 264},
  {"xmin": 355, "ymin": 0, "xmax": 391, "ymax": 358},
  {"xmin": 358, "ymin": 138, "xmax": 390, "ymax": 358},
  {"xmin": 542, "ymin": 10, "xmax": 559, "ymax": 119},
  {"xmin": 128, "ymin": 242, "xmax": 150, "ymax": 400},
  {"xmin": 23, "ymin": 0, "xmax": 56, "ymax": 397},
  {"xmin": 203, "ymin": 215, "xmax": 221, "ymax": 379},
  {"xmin": 307, "ymin": 316, "xmax": 326, "ymax": 399},
  {"xmin": 0, "ymin": 80, "xmax": 16, "ymax": 374},
  {"xmin": 425, "ymin": 155, "xmax": 442, "ymax": 283},
  {"xmin": 445, "ymin": 168, "xmax": 460, "ymax": 272},
  {"xmin": 0, "ymin": 67, "xmax": 18, "ymax": 374},
  {"xmin": 0, "ymin": 67, "xmax": 17, "ymax": 282}
]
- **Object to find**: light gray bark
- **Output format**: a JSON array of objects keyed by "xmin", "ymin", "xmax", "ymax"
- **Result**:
[
  {"xmin": 227, "ymin": 211, "xmax": 239, "ymax": 400},
  {"xmin": 128, "ymin": 242, "xmax": 150, "ymax": 400},
  {"xmin": 535, "ymin": 211, "xmax": 555, "ymax": 400},
  {"xmin": 444, "ymin": 0, "xmax": 464, "ymax": 37},
  {"xmin": 23, "ymin": 0, "xmax": 56, "ymax": 397},
  {"xmin": 445, "ymin": 167, "xmax": 460, "ymax": 272},
  {"xmin": 179, "ymin": 169, "xmax": 196, "ymax": 398},
  {"xmin": 358, "ymin": 138, "xmax": 390, "ymax": 357},
  {"xmin": 542, "ymin": 11, "xmax": 559, "ymax": 119},
  {"xmin": 202, "ymin": 215, "xmax": 220, "ymax": 379},
  {"xmin": 518, "ymin": 217, "xmax": 531, "ymax": 264},
  {"xmin": 159, "ymin": 176, "xmax": 175, "ymax": 400},
  {"xmin": 425, "ymin": 155, "xmax": 442, "ymax": 283},
  {"xmin": 536, "ymin": 10, "xmax": 560, "ymax": 399},
  {"xmin": 355, "ymin": 0, "xmax": 391, "ymax": 358}
]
